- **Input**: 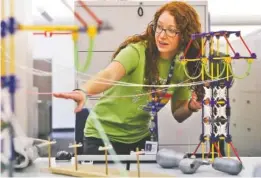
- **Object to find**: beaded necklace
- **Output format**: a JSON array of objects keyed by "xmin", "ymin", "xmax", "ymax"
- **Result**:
[{"xmin": 143, "ymin": 58, "xmax": 176, "ymax": 142}]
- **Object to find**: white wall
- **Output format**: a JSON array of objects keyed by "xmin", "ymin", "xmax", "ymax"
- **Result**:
[
  {"xmin": 31, "ymin": 0, "xmax": 77, "ymax": 129},
  {"xmin": 32, "ymin": 0, "xmax": 261, "ymax": 18},
  {"xmin": 31, "ymin": 0, "xmax": 77, "ymax": 130},
  {"xmin": 227, "ymin": 30, "xmax": 261, "ymax": 156},
  {"xmin": 208, "ymin": 0, "xmax": 261, "ymax": 16}
]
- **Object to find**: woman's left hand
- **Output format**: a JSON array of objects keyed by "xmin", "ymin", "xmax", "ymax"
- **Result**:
[{"xmin": 188, "ymin": 92, "xmax": 203, "ymax": 111}]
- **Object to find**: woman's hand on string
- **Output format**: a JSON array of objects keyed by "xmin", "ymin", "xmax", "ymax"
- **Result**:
[
  {"xmin": 188, "ymin": 91, "xmax": 203, "ymax": 111},
  {"xmin": 53, "ymin": 91, "xmax": 86, "ymax": 113}
]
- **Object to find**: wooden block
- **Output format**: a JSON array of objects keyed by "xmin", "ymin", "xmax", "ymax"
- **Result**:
[
  {"xmin": 69, "ymin": 143, "xmax": 83, "ymax": 148},
  {"xmin": 98, "ymin": 145, "xmax": 112, "ymax": 151},
  {"xmin": 46, "ymin": 164, "xmax": 173, "ymax": 177}
]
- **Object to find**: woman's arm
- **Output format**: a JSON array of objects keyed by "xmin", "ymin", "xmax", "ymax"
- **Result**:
[
  {"xmin": 81, "ymin": 45, "xmax": 139, "ymax": 95},
  {"xmin": 171, "ymin": 89, "xmax": 202, "ymax": 123},
  {"xmin": 82, "ymin": 61, "xmax": 126, "ymax": 95},
  {"xmin": 53, "ymin": 45, "xmax": 139, "ymax": 112},
  {"xmin": 171, "ymin": 100, "xmax": 193, "ymax": 123},
  {"xmin": 53, "ymin": 61, "xmax": 126, "ymax": 112}
]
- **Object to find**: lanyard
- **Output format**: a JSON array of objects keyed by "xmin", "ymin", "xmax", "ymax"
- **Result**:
[{"xmin": 143, "ymin": 59, "xmax": 176, "ymax": 142}]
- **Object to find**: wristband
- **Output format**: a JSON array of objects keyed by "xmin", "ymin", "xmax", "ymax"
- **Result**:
[
  {"xmin": 73, "ymin": 89, "xmax": 88, "ymax": 106},
  {"xmin": 188, "ymin": 98, "xmax": 198, "ymax": 112},
  {"xmin": 73, "ymin": 88, "xmax": 87, "ymax": 96}
]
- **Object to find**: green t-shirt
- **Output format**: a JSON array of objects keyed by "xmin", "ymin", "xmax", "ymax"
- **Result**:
[{"xmin": 84, "ymin": 41, "xmax": 191, "ymax": 144}]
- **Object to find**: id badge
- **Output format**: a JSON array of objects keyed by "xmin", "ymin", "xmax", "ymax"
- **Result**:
[{"xmin": 145, "ymin": 141, "xmax": 158, "ymax": 155}]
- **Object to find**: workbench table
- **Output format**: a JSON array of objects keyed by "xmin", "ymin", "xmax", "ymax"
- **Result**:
[{"xmin": 3, "ymin": 157, "xmax": 261, "ymax": 177}]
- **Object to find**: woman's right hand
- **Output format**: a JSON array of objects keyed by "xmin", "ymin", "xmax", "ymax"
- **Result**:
[{"xmin": 53, "ymin": 90, "xmax": 86, "ymax": 113}]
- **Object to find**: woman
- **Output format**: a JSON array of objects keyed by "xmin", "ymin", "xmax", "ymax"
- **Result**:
[{"xmin": 54, "ymin": 1, "xmax": 203, "ymax": 154}]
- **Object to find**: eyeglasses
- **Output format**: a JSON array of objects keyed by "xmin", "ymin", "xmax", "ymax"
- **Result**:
[{"xmin": 154, "ymin": 24, "xmax": 180, "ymax": 37}]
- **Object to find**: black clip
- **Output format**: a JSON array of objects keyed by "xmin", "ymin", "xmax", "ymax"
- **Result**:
[{"xmin": 137, "ymin": 2, "xmax": 144, "ymax": 17}]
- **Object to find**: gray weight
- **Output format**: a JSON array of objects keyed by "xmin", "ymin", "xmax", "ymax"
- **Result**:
[
  {"xmin": 212, "ymin": 157, "xmax": 243, "ymax": 175},
  {"xmin": 156, "ymin": 148, "xmax": 184, "ymax": 168},
  {"xmin": 253, "ymin": 164, "xmax": 261, "ymax": 177},
  {"xmin": 179, "ymin": 158, "xmax": 210, "ymax": 174}
]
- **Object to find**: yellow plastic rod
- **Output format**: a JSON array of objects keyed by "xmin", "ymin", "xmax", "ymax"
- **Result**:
[
  {"xmin": 217, "ymin": 38, "xmax": 220, "ymax": 56},
  {"xmin": 10, "ymin": 0, "xmax": 15, "ymax": 74},
  {"xmin": 201, "ymin": 37, "xmax": 205, "ymax": 56},
  {"xmin": 10, "ymin": 0, "xmax": 14, "ymax": 16},
  {"xmin": 0, "ymin": 38, "xmax": 5, "ymax": 76},
  {"xmin": 201, "ymin": 142, "xmax": 205, "ymax": 159},
  {"xmin": 212, "ymin": 143, "xmax": 214, "ymax": 162},
  {"xmin": 9, "ymin": 33, "xmax": 15, "ymax": 74},
  {"xmin": 183, "ymin": 58, "xmax": 201, "ymax": 61},
  {"xmin": 18, "ymin": 25, "xmax": 80, "ymax": 32},
  {"xmin": 227, "ymin": 143, "xmax": 230, "ymax": 158},
  {"xmin": 1, "ymin": 0, "xmax": 6, "ymax": 76}
]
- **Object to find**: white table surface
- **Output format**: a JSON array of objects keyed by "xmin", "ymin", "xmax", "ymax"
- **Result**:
[{"xmin": 2, "ymin": 157, "xmax": 261, "ymax": 177}]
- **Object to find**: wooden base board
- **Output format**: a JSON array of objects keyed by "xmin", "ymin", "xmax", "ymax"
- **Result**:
[{"xmin": 46, "ymin": 164, "xmax": 173, "ymax": 177}]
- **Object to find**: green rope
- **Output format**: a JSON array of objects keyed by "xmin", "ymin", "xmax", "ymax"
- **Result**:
[
  {"xmin": 182, "ymin": 62, "xmax": 203, "ymax": 80},
  {"xmin": 228, "ymin": 61, "xmax": 252, "ymax": 79},
  {"xmin": 73, "ymin": 38, "xmax": 95, "ymax": 114},
  {"xmin": 87, "ymin": 108, "xmax": 129, "ymax": 177},
  {"xmin": 74, "ymin": 38, "xmax": 95, "ymax": 72},
  {"xmin": 204, "ymin": 62, "xmax": 226, "ymax": 79}
]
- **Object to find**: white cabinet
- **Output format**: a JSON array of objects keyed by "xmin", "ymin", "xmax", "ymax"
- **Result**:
[{"xmin": 75, "ymin": 1, "xmax": 209, "ymax": 51}]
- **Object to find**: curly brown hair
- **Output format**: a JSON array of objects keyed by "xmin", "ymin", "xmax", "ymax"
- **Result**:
[{"xmin": 112, "ymin": 1, "xmax": 202, "ymax": 90}]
